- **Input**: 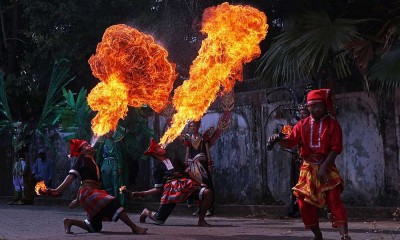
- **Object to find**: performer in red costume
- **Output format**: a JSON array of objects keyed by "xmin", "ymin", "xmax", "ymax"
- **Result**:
[
  {"xmin": 50, "ymin": 139, "xmax": 147, "ymax": 235},
  {"xmin": 269, "ymin": 89, "xmax": 351, "ymax": 240},
  {"xmin": 132, "ymin": 139, "xmax": 213, "ymax": 226}
]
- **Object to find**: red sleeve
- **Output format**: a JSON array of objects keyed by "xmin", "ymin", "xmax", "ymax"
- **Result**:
[
  {"xmin": 330, "ymin": 119, "xmax": 343, "ymax": 154},
  {"xmin": 284, "ymin": 120, "xmax": 304, "ymax": 148}
]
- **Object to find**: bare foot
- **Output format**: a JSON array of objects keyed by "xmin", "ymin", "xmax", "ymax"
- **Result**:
[
  {"xmin": 139, "ymin": 208, "xmax": 149, "ymax": 223},
  {"xmin": 63, "ymin": 218, "xmax": 73, "ymax": 234},
  {"xmin": 132, "ymin": 225, "xmax": 148, "ymax": 235},
  {"xmin": 198, "ymin": 220, "xmax": 211, "ymax": 227}
]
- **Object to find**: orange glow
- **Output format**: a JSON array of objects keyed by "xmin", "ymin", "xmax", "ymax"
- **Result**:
[
  {"xmin": 35, "ymin": 181, "xmax": 47, "ymax": 195},
  {"xmin": 281, "ymin": 125, "xmax": 293, "ymax": 135},
  {"xmin": 88, "ymin": 24, "xmax": 176, "ymax": 136},
  {"xmin": 87, "ymin": 75, "xmax": 128, "ymax": 136},
  {"xmin": 160, "ymin": 2, "xmax": 268, "ymax": 145}
]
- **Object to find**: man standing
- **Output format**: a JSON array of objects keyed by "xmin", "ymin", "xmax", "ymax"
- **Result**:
[
  {"xmin": 182, "ymin": 120, "xmax": 215, "ymax": 216},
  {"xmin": 269, "ymin": 89, "xmax": 351, "ymax": 240},
  {"xmin": 32, "ymin": 148, "xmax": 53, "ymax": 187},
  {"xmin": 9, "ymin": 152, "xmax": 27, "ymax": 205},
  {"xmin": 96, "ymin": 129, "xmax": 128, "ymax": 208}
]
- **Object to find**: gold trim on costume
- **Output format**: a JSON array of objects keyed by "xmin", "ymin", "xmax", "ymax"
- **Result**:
[{"xmin": 190, "ymin": 134, "xmax": 202, "ymax": 150}]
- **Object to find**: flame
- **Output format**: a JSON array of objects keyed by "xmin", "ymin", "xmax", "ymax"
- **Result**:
[
  {"xmin": 160, "ymin": 3, "xmax": 268, "ymax": 145},
  {"xmin": 88, "ymin": 24, "xmax": 176, "ymax": 136},
  {"xmin": 281, "ymin": 125, "xmax": 293, "ymax": 135},
  {"xmin": 87, "ymin": 75, "xmax": 128, "ymax": 136},
  {"xmin": 35, "ymin": 181, "xmax": 47, "ymax": 195}
]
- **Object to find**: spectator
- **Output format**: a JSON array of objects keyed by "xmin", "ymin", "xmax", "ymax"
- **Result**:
[
  {"xmin": 8, "ymin": 152, "xmax": 27, "ymax": 205},
  {"xmin": 32, "ymin": 148, "xmax": 54, "ymax": 187}
]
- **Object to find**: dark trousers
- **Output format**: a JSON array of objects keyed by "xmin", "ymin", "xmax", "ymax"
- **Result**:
[{"xmin": 154, "ymin": 203, "xmax": 176, "ymax": 222}]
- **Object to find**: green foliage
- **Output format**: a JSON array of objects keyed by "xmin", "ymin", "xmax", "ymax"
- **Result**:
[
  {"xmin": 55, "ymin": 87, "xmax": 93, "ymax": 141},
  {"xmin": 0, "ymin": 74, "xmax": 13, "ymax": 133},
  {"xmin": 257, "ymin": 1, "xmax": 400, "ymax": 92},
  {"xmin": 257, "ymin": 11, "xmax": 364, "ymax": 87},
  {"xmin": 0, "ymin": 75, "xmax": 31, "ymax": 152},
  {"xmin": 0, "ymin": 59, "xmax": 76, "ymax": 154},
  {"xmin": 369, "ymin": 46, "xmax": 400, "ymax": 91},
  {"xmin": 366, "ymin": 1, "xmax": 400, "ymax": 92},
  {"xmin": 36, "ymin": 59, "xmax": 75, "ymax": 132}
]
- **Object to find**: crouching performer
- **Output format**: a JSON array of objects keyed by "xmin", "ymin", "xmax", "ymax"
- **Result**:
[
  {"xmin": 131, "ymin": 138, "xmax": 212, "ymax": 226},
  {"xmin": 49, "ymin": 139, "xmax": 147, "ymax": 235}
]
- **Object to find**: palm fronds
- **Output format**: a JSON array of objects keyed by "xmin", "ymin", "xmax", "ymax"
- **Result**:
[
  {"xmin": 377, "ymin": 0, "xmax": 400, "ymax": 54},
  {"xmin": 257, "ymin": 11, "xmax": 364, "ymax": 87},
  {"xmin": 36, "ymin": 59, "xmax": 75, "ymax": 132},
  {"xmin": 369, "ymin": 45, "xmax": 400, "ymax": 90},
  {"xmin": 55, "ymin": 87, "xmax": 93, "ymax": 141}
]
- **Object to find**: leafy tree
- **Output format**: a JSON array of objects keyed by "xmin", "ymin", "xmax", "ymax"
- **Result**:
[
  {"xmin": 257, "ymin": 0, "xmax": 400, "ymax": 92},
  {"xmin": 0, "ymin": 59, "xmax": 74, "ymax": 203},
  {"xmin": 0, "ymin": 59, "xmax": 74, "ymax": 148},
  {"xmin": 257, "ymin": 11, "xmax": 364, "ymax": 87},
  {"xmin": 54, "ymin": 87, "xmax": 93, "ymax": 141}
]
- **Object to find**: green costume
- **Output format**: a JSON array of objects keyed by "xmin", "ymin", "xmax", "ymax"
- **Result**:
[{"xmin": 96, "ymin": 129, "xmax": 128, "ymax": 208}]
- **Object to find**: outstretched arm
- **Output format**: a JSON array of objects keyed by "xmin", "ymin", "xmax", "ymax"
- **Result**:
[
  {"xmin": 268, "ymin": 134, "xmax": 292, "ymax": 149},
  {"xmin": 132, "ymin": 188, "xmax": 162, "ymax": 198},
  {"xmin": 54, "ymin": 174, "xmax": 75, "ymax": 193}
]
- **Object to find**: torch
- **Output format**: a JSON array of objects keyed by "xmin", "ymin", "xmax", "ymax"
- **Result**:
[{"xmin": 35, "ymin": 181, "xmax": 61, "ymax": 197}]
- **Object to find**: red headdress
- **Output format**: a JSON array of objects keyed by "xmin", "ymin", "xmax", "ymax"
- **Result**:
[
  {"xmin": 69, "ymin": 139, "xmax": 89, "ymax": 157},
  {"xmin": 144, "ymin": 138, "xmax": 161, "ymax": 156},
  {"xmin": 307, "ymin": 89, "xmax": 335, "ymax": 118}
]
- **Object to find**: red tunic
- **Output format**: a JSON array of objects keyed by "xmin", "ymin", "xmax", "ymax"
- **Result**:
[{"xmin": 285, "ymin": 115, "xmax": 344, "ymax": 208}]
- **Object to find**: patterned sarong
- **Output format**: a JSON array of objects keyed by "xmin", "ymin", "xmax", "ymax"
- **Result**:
[
  {"xmin": 160, "ymin": 178, "xmax": 199, "ymax": 204},
  {"xmin": 293, "ymin": 162, "xmax": 343, "ymax": 208},
  {"xmin": 78, "ymin": 180, "xmax": 115, "ymax": 220}
]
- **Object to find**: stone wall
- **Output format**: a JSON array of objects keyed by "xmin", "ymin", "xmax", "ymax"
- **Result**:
[
  {"xmin": 146, "ymin": 89, "xmax": 400, "ymax": 207},
  {"xmin": 0, "ymin": 89, "xmax": 399, "ymax": 207}
]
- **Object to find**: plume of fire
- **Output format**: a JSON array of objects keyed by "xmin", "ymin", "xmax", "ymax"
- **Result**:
[
  {"xmin": 35, "ymin": 181, "xmax": 47, "ymax": 195},
  {"xmin": 160, "ymin": 3, "xmax": 268, "ymax": 145},
  {"xmin": 88, "ymin": 24, "xmax": 176, "ymax": 136}
]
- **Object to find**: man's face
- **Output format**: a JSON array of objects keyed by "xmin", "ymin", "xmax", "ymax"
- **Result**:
[
  {"xmin": 39, "ymin": 153, "xmax": 46, "ymax": 159},
  {"xmin": 155, "ymin": 146, "xmax": 166, "ymax": 156},
  {"xmin": 189, "ymin": 122, "xmax": 200, "ymax": 133},
  {"xmin": 80, "ymin": 142, "xmax": 94, "ymax": 155},
  {"xmin": 307, "ymin": 102, "xmax": 327, "ymax": 120},
  {"xmin": 148, "ymin": 145, "xmax": 166, "ymax": 160},
  {"xmin": 299, "ymin": 109, "xmax": 310, "ymax": 120}
]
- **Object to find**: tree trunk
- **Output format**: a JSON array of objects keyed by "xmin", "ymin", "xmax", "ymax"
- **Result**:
[{"xmin": 6, "ymin": 2, "xmax": 19, "ymax": 75}]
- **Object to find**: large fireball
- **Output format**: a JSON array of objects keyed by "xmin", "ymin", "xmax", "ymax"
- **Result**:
[
  {"xmin": 88, "ymin": 24, "xmax": 176, "ymax": 136},
  {"xmin": 160, "ymin": 3, "xmax": 268, "ymax": 145}
]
